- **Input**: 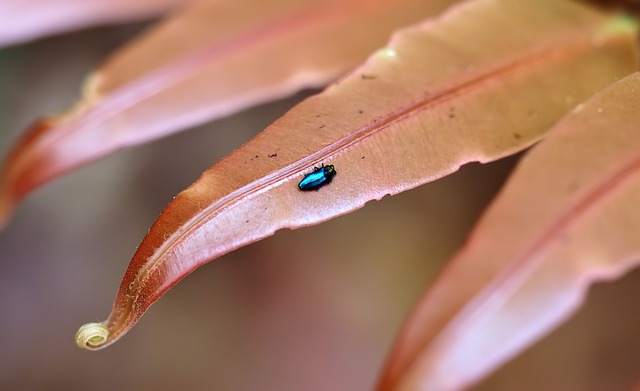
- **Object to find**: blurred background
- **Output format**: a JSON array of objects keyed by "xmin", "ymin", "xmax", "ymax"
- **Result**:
[{"xmin": 0, "ymin": 18, "xmax": 639, "ymax": 391}]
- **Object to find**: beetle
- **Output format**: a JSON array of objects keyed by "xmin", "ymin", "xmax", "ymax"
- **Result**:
[{"xmin": 298, "ymin": 163, "xmax": 337, "ymax": 191}]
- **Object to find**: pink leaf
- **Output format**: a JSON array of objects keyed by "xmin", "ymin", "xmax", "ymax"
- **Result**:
[
  {"xmin": 71, "ymin": 0, "xmax": 639, "ymax": 350},
  {"xmin": 0, "ymin": 0, "xmax": 187, "ymax": 47},
  {"xmin": 379, "ymin": 71, "xmax": 640, "ymax": 390},
  {"xmin": 0, "ymin": 0, "xmax": 459, "ymax": 226}
]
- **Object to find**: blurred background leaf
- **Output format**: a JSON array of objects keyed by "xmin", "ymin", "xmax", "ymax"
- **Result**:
[
  {"xmin": 381, "ymin": 72, "xmax": 640, "ymax": 391},
  {"xmin": 0, "ymin": 0, "xmax": 458, "ymax": 226},
  {"xmin": 0, "ymin": 0, "xmax": 187, "ymax": 47}
]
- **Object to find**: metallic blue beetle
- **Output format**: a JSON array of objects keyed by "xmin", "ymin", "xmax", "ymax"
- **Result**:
[{"xmin": 298, "ymin": 164, "xmax": 337, "ymax": 191}]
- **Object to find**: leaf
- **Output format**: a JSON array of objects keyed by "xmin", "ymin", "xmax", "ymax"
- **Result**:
[
  {"xmin": 74, "ymin": 0, "xmax": 638, "ymax": 350},
  {"xmin": 377, "ymin": 71, "xmax": 640, "ymax": 390},
  {"xmin": 0, "ymin": 0, "xmax": 460, "ymax": 226},
  {"xmin": 0, "ymin": 0, "xmax": 186, "ymax": 47}
]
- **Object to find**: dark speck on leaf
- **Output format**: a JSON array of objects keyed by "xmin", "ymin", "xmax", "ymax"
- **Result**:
[
  {"xmin": 268, "ymin": 153, "xmax": 278, "ymax": 158},
  {"xmin": 319, "ymin": 124, "xmax": 325, "ymax": 129},
  {"xmin": 566, "ymin": 181, "xmax": 580, "ymax": 194},
  {"xmin": 360, "ymin": 74, "xmax": 377, "ymax": 80},
  {"xmin": 255, "ymin": 155, "xmax": 259, "ymax": 158},
  {"xmin": 358, "ymin": 110, "xmax": 364, "ymax": 114},
  {"xmin": 361, "ymin": 156, "xmax": 365, "ymax": 159},
  {"xmin": 513, "ymin": 133, "xmax": 522, "ymax": 140}
]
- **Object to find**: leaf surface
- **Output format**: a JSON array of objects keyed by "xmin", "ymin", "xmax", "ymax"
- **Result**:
[
  {"xmin": 73, "ymin": 0, "xmax": 638, "ymax": 350},
  {"xmin": 0, "ymin": 0, "xmax": 459, "ymax": 225},
  {"xmin": 378, "ymin": 71, "xmax": 640, "ymax": 390},
  {"xmin": 0, "ymin": 0, "xmax": 186, "ymax": 47}
]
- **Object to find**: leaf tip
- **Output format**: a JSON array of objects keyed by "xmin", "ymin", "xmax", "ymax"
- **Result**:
[{"xmin": 75, "ymin": 322, "xmax": 109, "ymax": 350}]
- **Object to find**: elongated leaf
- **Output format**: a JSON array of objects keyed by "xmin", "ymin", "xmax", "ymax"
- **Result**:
[
  {"xmin": 0, "ymin": 0, "xmax": 459, "ymax": 226},
  {"xmin": 0, "ymin": 0, "xmax": 186, "ymax": 47},
  {"xmin": 74, "ymin": 0, "xmax": 638, "ymax": 350},
  {"xmin": 378, "ymin": 72, "xmax": 640, "ymax": 390}
]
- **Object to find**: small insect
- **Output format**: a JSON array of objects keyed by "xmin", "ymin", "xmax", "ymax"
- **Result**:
[{"xmin": 298, "ymin": 163, "xmax": 337, "ymax": 191}]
